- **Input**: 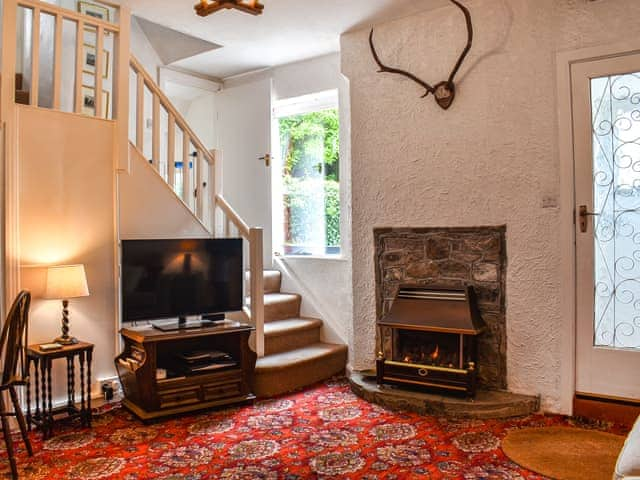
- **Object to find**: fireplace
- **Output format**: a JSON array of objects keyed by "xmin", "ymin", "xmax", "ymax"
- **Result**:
[{"xmin": 376, "ymin": 286, "xmax": 484, "ymax": 396}]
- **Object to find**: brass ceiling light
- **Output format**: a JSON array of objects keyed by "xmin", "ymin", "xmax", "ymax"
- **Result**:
[{"xmin": 195, "ymin": 0, "xmax": 265, "ymax": 16}]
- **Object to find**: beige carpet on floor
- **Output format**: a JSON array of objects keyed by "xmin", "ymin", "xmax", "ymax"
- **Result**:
[{"xmin": 501, "ymin": 427, "xmax": 625, "ymax": 480}]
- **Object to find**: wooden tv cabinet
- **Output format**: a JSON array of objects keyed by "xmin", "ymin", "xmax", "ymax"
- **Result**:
[{"xmin": 116, "ymin": 322, "xmax": 256, "ymax": 421}]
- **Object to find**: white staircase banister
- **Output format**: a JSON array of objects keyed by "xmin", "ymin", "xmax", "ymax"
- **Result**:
[
  {"xmin": 215, "ymin": 194, "xmax": 250, "ymax": 238},
  {"xmin": 129, "ymin": 55, "xmax": 215, "ymax": 167},
  {"xmin": 214, "ymin": 194, "xmax": 265, "ymax": 358},
  {"xmin": 128, "ymin": 55, "xmax": 266, "ymax": 358}
]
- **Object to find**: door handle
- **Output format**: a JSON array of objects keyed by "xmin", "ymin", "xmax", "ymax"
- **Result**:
[
  {"xmin": 579, "ymin": 205, "xmax": 599, "ymax": 233},
  {"xmin": 259, "ymin": 154, "xmax": 271, "ymax": 167}
]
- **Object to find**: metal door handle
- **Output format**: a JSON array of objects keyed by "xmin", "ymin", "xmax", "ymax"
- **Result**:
[
  {"xmin": 579, "ymin": 205, "xmax": 599, "ymax": 233},
  {"xmin": 259, "ymin": 154, "xmax": 271, "ymax": 167}
]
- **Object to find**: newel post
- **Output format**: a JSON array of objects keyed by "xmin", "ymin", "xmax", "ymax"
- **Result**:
[
  {"xmin": 114, "ymin": 4, "xmax": 131, "ymax": 173},
  {"xmin": 249, "ymin": 227, "xmax": 264, "ymax": 357}
]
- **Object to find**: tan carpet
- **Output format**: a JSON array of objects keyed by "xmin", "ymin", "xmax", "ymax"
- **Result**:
[{"xmin": 501, "ymin": 427, "xmax": 625, "ymax": 480}]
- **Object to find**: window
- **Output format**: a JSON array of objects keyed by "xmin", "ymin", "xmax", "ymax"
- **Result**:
[{"xmin": 273, "ymin": 90, "xmax": 341, "ymax": 256}]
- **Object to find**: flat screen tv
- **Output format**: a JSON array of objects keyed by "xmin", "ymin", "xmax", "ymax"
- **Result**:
[{"xmin": 121, "ymin": 239, "xmax": 243, "ymax": 331}]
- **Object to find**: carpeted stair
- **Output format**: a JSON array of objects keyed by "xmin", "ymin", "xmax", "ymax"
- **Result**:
[
  {"xmin": 251, "ymin": 270, "xmax": 348, "ymax": 398},
  {"xmin": 14, "ymin": 73, "xmax": 29, "ymax": 105}
]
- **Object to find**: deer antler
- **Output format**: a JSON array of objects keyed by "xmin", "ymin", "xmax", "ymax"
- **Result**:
[
  {"xmin": 369, "ymin": 0, "xmax": 473, "ymax": 109},
  {"xmin": 369, "ymin": 29, "xmax": 435, "ymax": 98},
  {"xmin": 447, "ymin": 0, "xmax": 473, "ymax": 85}
]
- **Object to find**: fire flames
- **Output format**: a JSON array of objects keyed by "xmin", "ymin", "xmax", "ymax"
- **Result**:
[
  {"xmin": 400, "ymin": 344, "xmax": 458, "ymax": 368},
  {"xmin": 430, "ymin": 345, "xmax": 440, "ymax": 361}
]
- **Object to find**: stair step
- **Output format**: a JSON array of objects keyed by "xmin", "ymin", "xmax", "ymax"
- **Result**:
[
  {"xmin": 254, "ymin": 342, "xmax": 348, "ymax": 398},
  {"xmin": 264, "ymin": 317, "xmax": 322, "ymax": 355},
  {"xmin": 263, "ymin": 292, "xmax": 301, "ymax": 322},
  {"xmin": 263, "ymin": 270, "xmax": 282, "ymax": 293},
  {"xmin": 15, "ymin": 90, "xmax": 29, "ymax": 105},
  {"xmin": 245, "ymin": 269, "xmax": 282, "ymax": 294}
]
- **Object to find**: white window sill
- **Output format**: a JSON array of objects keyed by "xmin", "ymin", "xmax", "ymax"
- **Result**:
[{"xmin": 275, "ymin": 254, "xmax": 349, "ymax": 262}]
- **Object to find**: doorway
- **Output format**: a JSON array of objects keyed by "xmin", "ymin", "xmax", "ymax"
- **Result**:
[{"xmin": 572, "ymin": 52, "xmax": 640, "ymax": 400}]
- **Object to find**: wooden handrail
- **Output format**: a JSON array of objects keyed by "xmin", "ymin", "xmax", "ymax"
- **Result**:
[
  {"xmin": 17, "ymin": 0, "xmax": 120, "ymax": 33},
  {"xmin": 129, "ymin": 55, "xmax": 215, "ymax": 166},
  {"xmin": 215, "ymin": 194, "xmax": 250, "ymax": 238}
]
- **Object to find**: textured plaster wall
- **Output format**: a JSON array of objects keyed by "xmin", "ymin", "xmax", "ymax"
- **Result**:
[{"xmin": 342, "ymin": 0, "xmax": 640, "ymax": 413}]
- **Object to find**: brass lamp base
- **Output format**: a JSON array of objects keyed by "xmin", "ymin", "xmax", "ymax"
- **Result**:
[{"xmin": 54, "ymin": 335, "xmax": 78, "ymax": 346}]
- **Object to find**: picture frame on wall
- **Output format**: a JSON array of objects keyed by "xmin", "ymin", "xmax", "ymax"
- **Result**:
[
  {"xmin": 81, "ymin": 85, "xmax": 110, "ymax": 119},
  {"xmin": 83, "ymin": 44, "xmax": 109, "ymax": 79},
  {"xmin": 78, "ymin": 1, "xmax": 110, "ymax": 22}
]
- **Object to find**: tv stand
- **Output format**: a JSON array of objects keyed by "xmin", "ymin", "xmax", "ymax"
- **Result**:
[{"xmin": 116, "ymin": 322, "xmax": 256, "ymax": 421}]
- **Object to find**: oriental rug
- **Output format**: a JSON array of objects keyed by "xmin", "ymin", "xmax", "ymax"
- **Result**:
[{"xmin": 0, "ymin": 378, "xmax": 627, "ymax": 479}]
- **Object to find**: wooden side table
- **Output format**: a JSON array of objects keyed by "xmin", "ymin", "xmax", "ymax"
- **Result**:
[{"xmin": 26, "ymin": 342, "xmax": 94, "ymax": 439}]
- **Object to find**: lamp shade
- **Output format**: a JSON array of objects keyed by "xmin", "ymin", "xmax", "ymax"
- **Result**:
[{"xmin": 43, "ymin": 264, "xmax": 90, "ymax": 300}]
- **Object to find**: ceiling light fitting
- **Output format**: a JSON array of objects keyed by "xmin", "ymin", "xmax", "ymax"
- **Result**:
[{"xmin": 195, "ymin": 0, "xmax": 264, "ymax": 16}]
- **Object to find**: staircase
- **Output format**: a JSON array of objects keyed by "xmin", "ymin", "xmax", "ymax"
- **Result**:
[
  {"xmin": 128, "ymin": 56, "xmax": 348, "ymax": 394},
  {"xmin": 253, "ymin": 270, "xmax": 348, "ymax": 397}
]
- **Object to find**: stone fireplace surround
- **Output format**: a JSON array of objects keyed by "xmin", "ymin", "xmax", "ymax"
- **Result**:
[
  {"xmin": 349, "ymin": 226, "xmax": 539, "ymax": 418},
  {"xmin": 375, "ymin": 226, "xmax": 507, "ymax": 390}
]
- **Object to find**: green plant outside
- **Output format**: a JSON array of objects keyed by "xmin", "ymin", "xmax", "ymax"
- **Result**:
[{"xmin": 279, "ymin": 108, "xmax": 341, "ymax": 250}]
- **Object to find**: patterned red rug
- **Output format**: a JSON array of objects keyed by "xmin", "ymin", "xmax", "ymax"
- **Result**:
[{"xmin": 1, "ymin": 378, "xmax": 627, "ymax": 479}]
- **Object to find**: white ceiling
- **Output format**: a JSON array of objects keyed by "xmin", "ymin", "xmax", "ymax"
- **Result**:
[{"xmin": 124, "ymin": 0, "xmax": 445, "ymax": 79}]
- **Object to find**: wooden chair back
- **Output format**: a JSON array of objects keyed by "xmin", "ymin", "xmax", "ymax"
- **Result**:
[{"xmin": 0, "ymin": 291, "xmax": 31, "ymax": 386}]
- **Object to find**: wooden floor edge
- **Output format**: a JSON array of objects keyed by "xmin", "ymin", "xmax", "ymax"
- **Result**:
[{"xmin": 573, "ymin": 393, "xmax": 640, "ymax": 427}]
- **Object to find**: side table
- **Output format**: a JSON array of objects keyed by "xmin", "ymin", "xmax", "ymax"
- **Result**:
[{"xmin": 26, "ymin": 342, "xmax": 94, "ymax": 439}]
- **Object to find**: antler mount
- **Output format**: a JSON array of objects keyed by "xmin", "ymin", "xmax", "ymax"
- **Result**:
[{"xmin": 369, "ymin": 0, "xmax": 473, "ymax": 110}]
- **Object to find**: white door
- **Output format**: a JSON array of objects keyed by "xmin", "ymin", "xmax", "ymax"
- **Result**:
[
  {"xmin": 216, "ymin": 78, "xmax": 272, "ymax": 267},
  {"xmin": 574, "ymin": 53, "xmax": 640, "ymax": 399}
]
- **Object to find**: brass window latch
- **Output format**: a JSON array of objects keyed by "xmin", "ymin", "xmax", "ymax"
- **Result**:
[{"xmin": 579, "ymin": 205, "xmax": 599, "ymax": 233}]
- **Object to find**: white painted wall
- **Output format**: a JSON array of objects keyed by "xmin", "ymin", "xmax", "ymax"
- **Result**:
[
  {"xmin": 185, "ymin": 93, "xmax": 216, "ymax": 149},
  {"xmin": 130, "ymin": 16, "xmax": 163, "ymax": 82},
  {"xmin": 18, "ymin": 107, "xmax": 117, "ymax": 400},
  {"xmin": 216, "ymin": 76, "xmax": 273, "ymax": 267},
  {"xmin": 219, "ymin": 53, "xmax": 352, "ymax": 344},
  {"xmin": 342, "ymin": 0, "xmax": 640, "ymax": 414}
]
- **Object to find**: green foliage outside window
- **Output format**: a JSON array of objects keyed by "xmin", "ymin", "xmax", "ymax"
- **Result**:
[{"xmin": 279, "ymin": 108, "xmax": 341, "ymax": 251}]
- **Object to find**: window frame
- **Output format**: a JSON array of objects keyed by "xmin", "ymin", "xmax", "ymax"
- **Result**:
[{"xmin": 272, "ymin": 89, "xmax": 342, "ymax": 259}]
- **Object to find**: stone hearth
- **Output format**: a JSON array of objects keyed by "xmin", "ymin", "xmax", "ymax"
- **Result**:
[{"xmin": 349, "ymin": 372, "xmax": 539, "ymax": 419}]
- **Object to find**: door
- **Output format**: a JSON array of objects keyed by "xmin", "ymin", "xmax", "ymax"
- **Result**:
[
  {"xmin": 574, "ymin": 53, "xmax": 640, "ymax": 399},
  {"xmin": 216, "ymin": 78, "xmax": 272, "ymax": 267}
]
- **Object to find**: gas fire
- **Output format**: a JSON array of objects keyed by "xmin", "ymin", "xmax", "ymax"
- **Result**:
[{"xmin": 430, "ymin": 345, "xmax": 440, "ymax": 361}]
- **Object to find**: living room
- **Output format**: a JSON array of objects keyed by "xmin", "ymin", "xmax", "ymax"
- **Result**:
[{"xmin": 2, "ymin": 0, "xmax": 640, "ymax": 478}]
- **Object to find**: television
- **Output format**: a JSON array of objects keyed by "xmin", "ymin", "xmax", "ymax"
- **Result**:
[{"xmin": 121, "ymin": 239, "xmax": 243, "ymax": 331}]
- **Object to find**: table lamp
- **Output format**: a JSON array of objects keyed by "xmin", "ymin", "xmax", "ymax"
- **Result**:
[{"xmin": 43, "ymin": 264, "xmax": 90, "ymax": 345}]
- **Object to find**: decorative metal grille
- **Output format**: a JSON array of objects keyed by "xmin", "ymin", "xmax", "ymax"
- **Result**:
[{"xmin": 592, "ymin": 72, "xmax": 640, "ymax": 348}]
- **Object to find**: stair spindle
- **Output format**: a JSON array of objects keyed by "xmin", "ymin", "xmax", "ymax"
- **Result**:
[
  {"xmin": 196, "ymin": 150, "xmax": 204, "ymax": 220},
  {"xmin": 167, "ymin": 115, "xmax": 176, "ymax": 190},
  {"xmin": 152, "ymin": 93, "xmax": 160, "ymax": 170},
  {"xmin": 182, "ymin": 135, "xmax": 192, "ymax": 207},
  {"xmin": 74, "ymin": 19, "xmax": 84, "ymax": 114},
  {"xmin": 135, "ymin": 73, "xmax": 144, "ymax": 150},
  {"xmin": 52, "ymin": 14, "xmax": 63, "ymax": 109},
  {"xmin": 95, "ymin": 25, "xmax": 104, "ymax": 118},
  {"xmin": 30, "ymin": 7, "xmax": 41, "ymax": 107}
]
